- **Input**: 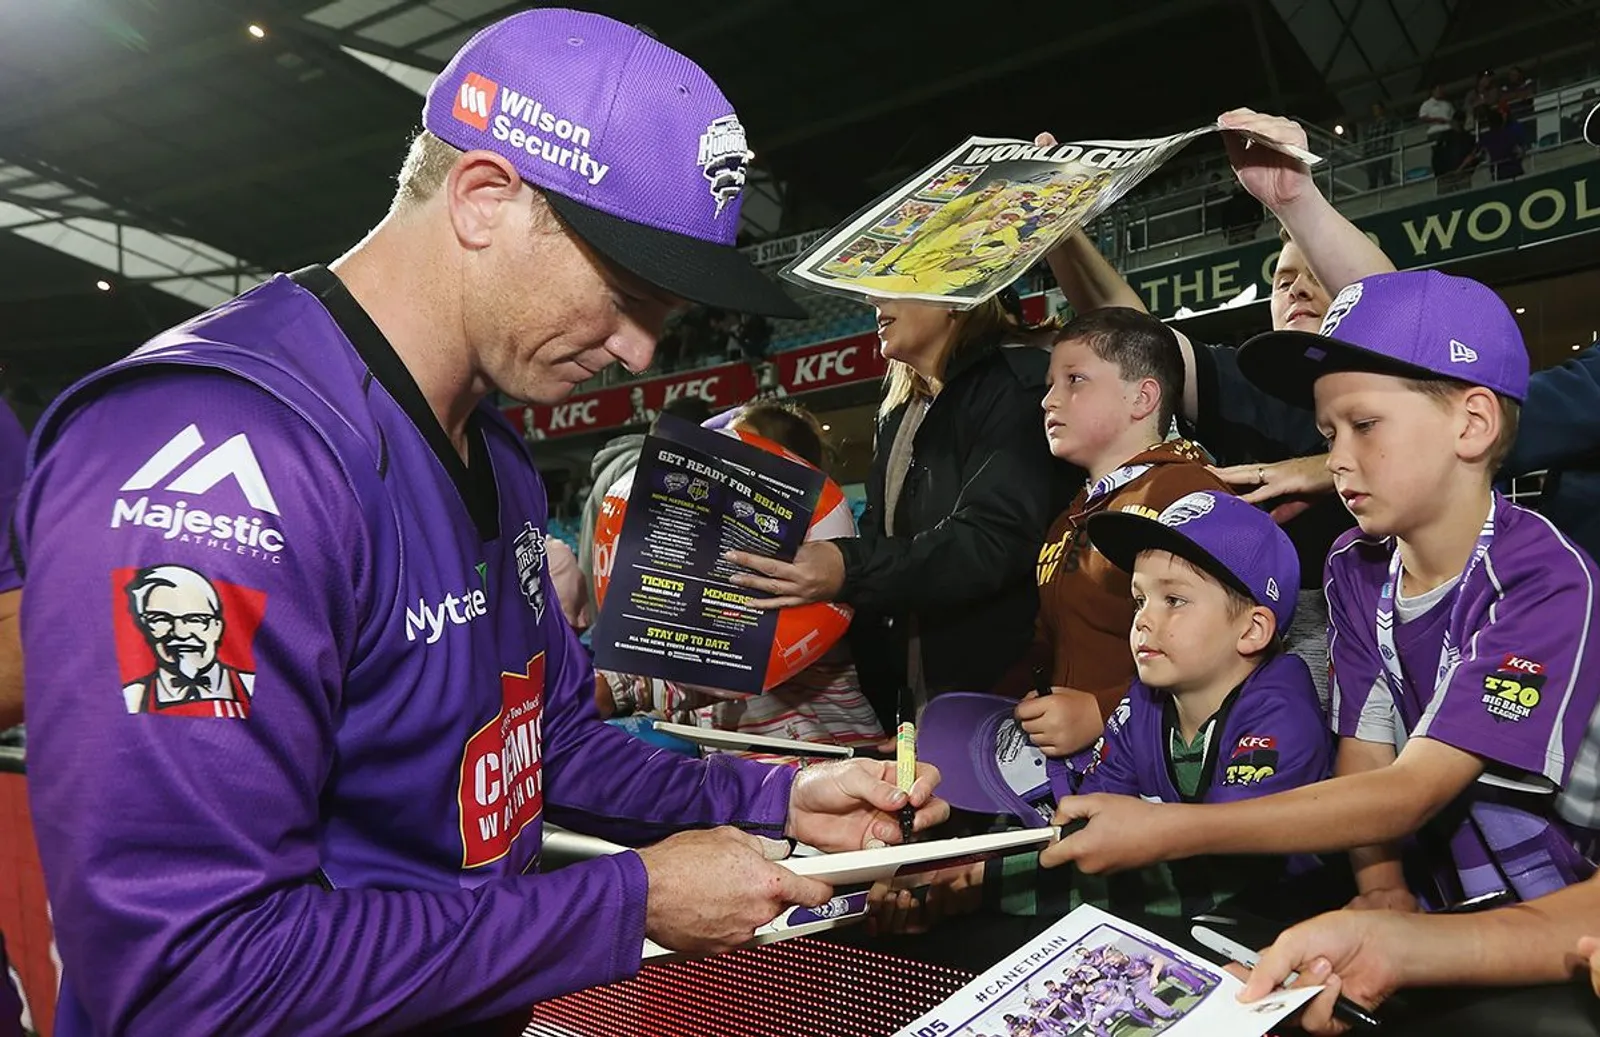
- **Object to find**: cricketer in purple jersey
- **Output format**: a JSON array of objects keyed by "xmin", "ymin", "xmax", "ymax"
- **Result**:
[
  {"xmin": 14, "ymin": 272, "xmax": 800, "ymax": 1036},
  {"xmin": 1325, "ymin": 492, "xmax": 1600, "ymax": 904}
]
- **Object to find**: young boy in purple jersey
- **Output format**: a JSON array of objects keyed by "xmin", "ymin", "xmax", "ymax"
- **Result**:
[
  {"xmin": 1048, "ymin": 270, "xmax": 1600, "ymax": 917},
  {"xmin": 891, "ymin": 490, "xmax": 1328, "ymax": 927},
  {"xmin": 13, "ymin": 11, "xmax": 947, "ymax": 1037}
]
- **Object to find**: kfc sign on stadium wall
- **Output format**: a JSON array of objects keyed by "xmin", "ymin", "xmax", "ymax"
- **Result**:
[{"xmin": 504, "ymin": 291, "xmax": 1053, "ymax": 438}]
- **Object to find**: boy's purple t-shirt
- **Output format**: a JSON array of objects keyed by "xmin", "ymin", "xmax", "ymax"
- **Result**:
[
  {"xmin": 16, "ymin": 274, "xmax": 794, "ymax": 1036},
  {"xmin": 1325, "ymin": 494, "xmax": 1600, "ymax": 899}
]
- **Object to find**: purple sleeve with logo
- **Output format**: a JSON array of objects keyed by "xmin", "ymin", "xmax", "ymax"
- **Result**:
[
  {"xmin": 1324, "ymin": 531, "xmax": 1393, "ymax": 742},
  {"xmin": 18, "ymin": 372, "xmax": 660, "ymax": 1036},
  {"xmin": 0, "ymin": 401, "xmax": 27, "ymax": 592},
  {"xmin": 1412, "ymin": 514, "xmax": 1600, "ymax": 785},
  {"xmin": 1073, "ymin": 696, "xmax": 1141, "ymax": 797},
  {"xmin": 536, "ymin": 567, "xmax": 795, "ymax": 843},
  {"xmin": 1209, "ymin": 654, "xmax": 1333, "ymax": 804}
]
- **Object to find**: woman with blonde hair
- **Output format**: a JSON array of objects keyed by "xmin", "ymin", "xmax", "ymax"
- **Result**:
[{"xmin": 729, "ymin": 288, "xmax": 1078, "ymax": 722}]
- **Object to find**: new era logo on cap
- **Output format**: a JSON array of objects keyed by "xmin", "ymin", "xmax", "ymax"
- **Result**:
[
  {"xmin": 452, "ymin": 72, "xmax": 498, "ymax": 132},
  {"xmin": 1449, "ymin": 339, "xmax": 1479, "ymax": 364},
  {"xmin": 1266, "ymin": 576, "xmax": 1280, "ymax": 602}
]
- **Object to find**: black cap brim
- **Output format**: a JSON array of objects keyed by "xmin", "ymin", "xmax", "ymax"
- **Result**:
[
  {"xmin": 1235, "ymin": 329, "xmax": 1442, "ymax": 410},
  {"xmin": 545, "ymin": 192, "xmax": 806, "ymax": 319},
  {"xmin": 1086, "ymin": 510, "xmax": 1256, "ymax": 607},
  {"xmin": 1586, "ymin": 101, "xmax": 1600, "ymax": 147}
]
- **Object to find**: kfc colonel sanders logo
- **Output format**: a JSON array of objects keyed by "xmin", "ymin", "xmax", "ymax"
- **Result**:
[{"xmin": 114, "ymin": 564, "xmax": 265, "ymax": 719}]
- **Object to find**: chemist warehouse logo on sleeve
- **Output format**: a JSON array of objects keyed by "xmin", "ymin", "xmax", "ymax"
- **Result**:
[
  {"xmin": 109, "ymin": 425, "xmax": 288, "ymax": 564},
  {"xmin": 458, "ymin": 654, "xmax": 546, "ymax": 868}
]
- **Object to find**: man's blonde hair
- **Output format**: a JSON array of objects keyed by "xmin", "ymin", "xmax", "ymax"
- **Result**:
[
  {"xmin": 390, "ymin": 129, "xmax": 557, "ymax": 231},
  {"xmin": 393, "ymin": 130, "xmax": 462, "ymax": 212}
]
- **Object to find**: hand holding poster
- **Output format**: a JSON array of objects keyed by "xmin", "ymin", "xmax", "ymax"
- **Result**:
[
  {"xmin": 592, "ymin": 415, "xmax": 824, "ymax": 696},
  {"xmin": 781, "ymin": 123, "xmax": 1321, "ymax": 308}
]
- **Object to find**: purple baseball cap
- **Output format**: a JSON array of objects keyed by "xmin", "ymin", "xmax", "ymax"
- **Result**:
[
  {"xmin": 1235, "ymin": 270, "xmax": 1528, "ymax": 410},
  {"xmin": 1088, "ymin": 490, "xmax": 1300, "ymax": 634},
  {"xmin": 423, "ymin": 9, "xmax": 803, "ymax": 319},
  {"xmin": 918, "ymin": 694, "xmax": 1073, "ymax": 827}
]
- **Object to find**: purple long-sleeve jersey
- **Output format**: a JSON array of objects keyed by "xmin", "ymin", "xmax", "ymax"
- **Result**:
[{"xmin": 15, "ymin": 269, "xmax": 794, "ymax": 1036}]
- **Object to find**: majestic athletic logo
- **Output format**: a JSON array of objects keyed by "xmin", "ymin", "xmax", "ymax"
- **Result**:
[
  {"xmin": 112, "ymin": 425, "xmax": 287, "ymax": 564},
  {"xmin": 122, "ymin": 425, "xmax": 279, "ymax": 514},
  {"xmin": 1159, "ymin": 491, "xmax": 1216, "ymax": 527},
  {"xmin": 698, "ymin": 114, "xmax": 752, "ymax": 218},
  {"xmin": 113, "ymin": 565, "xmax": 262, "ymax": 719},
  {"xmin": 1319, "ymin": 283, "xmax": 1363, "ymax": 337},
  {"xmin": 513, "ymin": 521, "xmax": 546, "ymax": 621},
  {"xmin": 1449, "ymin": 339, "xmax": 1479, "ymax": 364},
  {"xmin": 452, "ymin": 72, "xmax": 497, "ymax": 132}
]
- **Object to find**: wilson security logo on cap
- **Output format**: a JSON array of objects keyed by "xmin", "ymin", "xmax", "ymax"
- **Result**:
[{"xmin": 452, "ymin": 72, "xmax": 497, "ymax": 132}]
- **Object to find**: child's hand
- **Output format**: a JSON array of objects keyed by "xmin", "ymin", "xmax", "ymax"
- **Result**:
[
  {"xmin": 1578, "ymin": 936, "xmax": 1600, "ymax": 996},
  {"xmin": 865, "ymin": 863, "xmax": 984, "ymax": 935},
  {"xmin": 1014, "ymin": 689, "xmax": 1101, "ymax": 757}
]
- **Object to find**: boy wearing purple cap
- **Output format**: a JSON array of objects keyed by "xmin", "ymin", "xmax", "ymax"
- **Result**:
[
  {"xmin": 882, "ymin": 491, "xmax": 1328, "ymax": 925},
  {"xmin": 1011, "ymin": 491, "xmax": 1328, "ymax": 916},
  {"xmin": 1047, "ymin": 270, "xmax": 1600, "ymax": 918},
  {"xmin": 15, "ymin": 11, "xmax": 947, "ymax": 1036}
]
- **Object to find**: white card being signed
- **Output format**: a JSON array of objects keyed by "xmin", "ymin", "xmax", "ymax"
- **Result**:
[{"xmin": 894, "ymin": 905, "xmax": 1319, "ymax": 1037}]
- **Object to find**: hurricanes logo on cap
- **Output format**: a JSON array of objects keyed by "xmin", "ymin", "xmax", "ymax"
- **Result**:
[
  {"xmin": 1159, "ymin": 491, "xmax": 1216, "ymax": 527},
  {"xmin": 1320, "ymin": 283, "xmax": 1363, "ymax": 336},
  {"xmin": 452, "ymin": 72, "xmax": 498, "ymax": 132},
  {"xmin": 698, "ymin": 115, "xmax": 753, "ymax": 218}
]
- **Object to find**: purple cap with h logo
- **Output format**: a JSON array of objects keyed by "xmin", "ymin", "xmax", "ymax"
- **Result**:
[
  {"xmin": 1087, "ymin": 490, "xmax": 1300, "ymax": 634},
  {"xmin": 1234, "ymin": 269, "xmax": 1528, "ymax": 409},
  {"xmin": 423, "ymin": 8, "xmax": 803, "ymax": 318}
]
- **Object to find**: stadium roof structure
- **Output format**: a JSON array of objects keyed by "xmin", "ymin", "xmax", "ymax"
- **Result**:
[{"xmin": 1, "ymin": 0, "xmax": 1596, "ymax": 394}]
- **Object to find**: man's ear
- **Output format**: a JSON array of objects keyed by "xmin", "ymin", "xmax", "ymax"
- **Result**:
[{"xmin": 445, "ymin": 150, "xmax": 524, "ymax": 250}]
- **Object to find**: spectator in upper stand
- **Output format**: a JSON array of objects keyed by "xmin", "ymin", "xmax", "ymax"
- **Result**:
[
  {"xmin": 1464, "ymin": 70, "xmax": 1503, "ymax": 130},
  {"xmin": 1477, "ymin": 107, "xmax": 1526, "ymax": 181},
  {"xmin": 1418, "ymin": 84, "xmax": 1457, "ymax": 174},
  {"xmin": 655, "ymin": 315, "xmax": 685, "ymax": 372},
  {"xmin": 1359, "ymin": 101, "xmax": 1399, "ymax": 189},
  {"xmin": 1433, "ymin": 110, "xmax": 1481, "ymax": 182},
  {"xmin": 734, "ymin": 313, "xmax": 772, "ymax": 363},
  {"xmin": 1562, "ymin": 89, "xmax": 1598, "ymax": 145},
  {"xmin": 1502, "ymin": 64, "xmax": 1536, "ymax": 122}
]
